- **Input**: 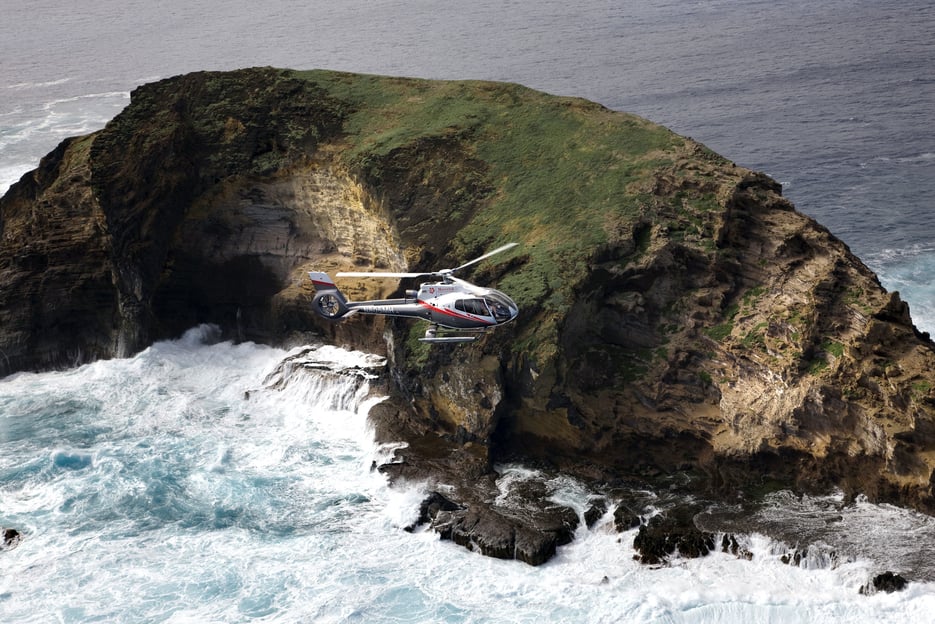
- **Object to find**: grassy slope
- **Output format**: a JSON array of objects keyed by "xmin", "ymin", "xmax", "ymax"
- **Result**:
[{"xmin": 291, "ymin": 69, "xmax": 689, "ymax": 359}]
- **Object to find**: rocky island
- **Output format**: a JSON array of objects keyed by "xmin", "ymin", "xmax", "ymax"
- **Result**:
[{"xmin": 3, "ymin": 67, "xmax": 935, "ymax": 567}]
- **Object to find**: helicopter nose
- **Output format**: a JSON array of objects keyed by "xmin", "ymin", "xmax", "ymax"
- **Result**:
[{"xmin": 494, "ymin": 303, "xmax": 519, "ymax": 324}]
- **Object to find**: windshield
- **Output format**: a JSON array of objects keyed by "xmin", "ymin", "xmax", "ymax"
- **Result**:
[{"xmin": 484, "ymin": 292, "xmax": 517, "ymax": 322}]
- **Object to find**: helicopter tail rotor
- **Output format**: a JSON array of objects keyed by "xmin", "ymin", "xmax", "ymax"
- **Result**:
[{"xmin": 308, "ymin": 272, "xmax": 350, "ymax": 319}]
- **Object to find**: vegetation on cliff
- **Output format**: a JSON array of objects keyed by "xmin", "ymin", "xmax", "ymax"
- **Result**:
[{"xmin": 292, "ymin": 69, "xmax": 692, "ymax": 359}]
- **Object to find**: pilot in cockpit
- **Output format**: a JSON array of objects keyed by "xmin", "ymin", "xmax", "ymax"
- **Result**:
[{"xmin": 489, "ymin": 301, "xmax": 511, "ymax": 321}]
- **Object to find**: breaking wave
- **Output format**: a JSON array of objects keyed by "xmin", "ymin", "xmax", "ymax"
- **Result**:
[{"xmin": 3, "ymin": 328, "xmax": 935, "ymax": 622}]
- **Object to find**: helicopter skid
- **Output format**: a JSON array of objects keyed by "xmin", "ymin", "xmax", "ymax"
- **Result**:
[
  {"xmin": 419, "ymin": 324, "xmax": 486, "ymax": 343},
  {"xmin": 419, "ymin": 335, "xmax": 481, "ymax": 344}
]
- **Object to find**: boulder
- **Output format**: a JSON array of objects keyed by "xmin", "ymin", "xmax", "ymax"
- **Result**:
[
  {"xmin": 1, "ymin": 528, "xmax": 22, "ymax": 551},
  {"xmin": 632, "ymin": 507, "xmax": 716, "ymax": 565},
  {"xmin": 860, "ymin": 571, "xmax": 908, "ymax": 595}
]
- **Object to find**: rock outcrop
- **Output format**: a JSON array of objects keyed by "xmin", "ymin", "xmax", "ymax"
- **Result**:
[
  {"xmin": 1, "ymin": 528, "xmax": 22, "ymax": 552},
  {"xmin": 3, "ymin": 68, "xmax": 935, "ymax": 565},
  {"xmin": 860, "ymin": 571, "xmax": 909, "ymax": 594}
]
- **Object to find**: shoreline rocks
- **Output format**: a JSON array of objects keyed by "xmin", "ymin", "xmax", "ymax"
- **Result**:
[{"xmin": 860, "ymin": 571, "xmax": 909, "ymax": 595}]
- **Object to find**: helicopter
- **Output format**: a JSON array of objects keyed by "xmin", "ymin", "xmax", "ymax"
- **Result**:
[{"xmin": 308, "ymin": 243, "xmax": 519, "ymax": 343}]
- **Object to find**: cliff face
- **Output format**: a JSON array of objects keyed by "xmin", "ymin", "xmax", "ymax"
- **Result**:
[
  {"xmin": 0, "ymin": 135, "xmax": 115, "ymax": 371},
  {"xmin": 3, "ymin": 68, "xmax": 935, "ymax": 558}
]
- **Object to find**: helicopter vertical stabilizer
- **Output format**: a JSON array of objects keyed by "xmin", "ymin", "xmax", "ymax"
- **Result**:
[{"xmin": 308, "ymin": 272, "xmax": 339, "ymax": 291}]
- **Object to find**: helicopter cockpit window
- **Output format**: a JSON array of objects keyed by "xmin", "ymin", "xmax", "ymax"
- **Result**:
[
  {"xmin": 486, "ymin": 298, "xmax": 512, "ymax": 321},
  {"xmin": 484, "ymin": 293, "xmax": 516, "ymax": 322},
  {"xmin": 455, "ymin": 298, "xmax": 491, "ymax": 316}
]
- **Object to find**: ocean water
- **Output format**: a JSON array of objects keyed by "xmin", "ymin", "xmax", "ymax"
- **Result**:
[
  {"xmin": 4, "ymin": 328, "xmax": 935, "ymax": 623},
  {"xmin": 2, "ymin": 1, "xmax": 935, "ymax": 622}
]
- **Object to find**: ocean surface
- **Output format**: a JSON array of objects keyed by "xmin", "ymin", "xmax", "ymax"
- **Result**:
[{"xmin": 2, "ymin": 1, "xmax": 934, "ymax": 622}]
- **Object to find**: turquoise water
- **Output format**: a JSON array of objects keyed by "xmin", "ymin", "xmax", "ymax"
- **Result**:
[
  {"xmin": 3, "ymin": 328, "xmax": 935, "ymax": 623},
  {"xmin": 0, "ymin": 328, "xmax": 407, "ymax": 622}
]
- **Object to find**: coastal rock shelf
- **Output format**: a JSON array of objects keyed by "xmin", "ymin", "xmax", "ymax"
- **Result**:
[{"xmin": 3, "ymin": 67, "xmax": 935, "ymax": 565}]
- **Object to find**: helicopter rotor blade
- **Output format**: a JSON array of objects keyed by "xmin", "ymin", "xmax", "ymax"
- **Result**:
[
  {"xmin": 334, "ymin": 243, "xmax": 517, "ymax": 280},
  {"xmin": 335, "ymin": 271, "xmax": 433, "ymax": 279},
  {"xmin": 450, "ymin": 242, "xmax": 518, "ymax": 274},
  {"xmin": 446, "ymin": 275, "xmax": 489, "ymax": 295}
]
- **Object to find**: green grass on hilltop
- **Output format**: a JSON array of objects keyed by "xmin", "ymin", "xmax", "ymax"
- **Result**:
[{"xmin": 292, "ymin": 69, "xmax": 687, "ymax": 358}]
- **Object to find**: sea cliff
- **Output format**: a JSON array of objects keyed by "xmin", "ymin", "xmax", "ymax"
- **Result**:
[{"xmin": 3, "ymin": 67, "xmax": 935, "ymax": 564}]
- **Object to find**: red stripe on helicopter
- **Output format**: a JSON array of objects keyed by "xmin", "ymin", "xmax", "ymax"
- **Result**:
[
  {"xmin": 418, "ymin": 302, "xmax": 496, "ymax": 325},
  {"xmin": 311, "ymin": 279, "xmax": 335, "ymax": 288}
]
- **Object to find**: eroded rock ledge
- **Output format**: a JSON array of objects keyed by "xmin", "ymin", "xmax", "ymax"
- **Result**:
[{"xmin": 3, "ymin": 68, "xmax": 935, "ymax": 566}]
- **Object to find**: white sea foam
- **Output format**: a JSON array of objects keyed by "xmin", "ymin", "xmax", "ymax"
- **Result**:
[
  {"xmin": 5, "ymin": 78, "xmax": 74, "ymax": 90},
  {"xmin": 0, "ymin": 89, "xmax": 128, "ymax": 194},
  {"xmin": 5, "ymin": 330, "xmax": 933, "ymax": 622},
  {"xmin": 863, "ymin": 244, "xmax": 935, "ymax": 335}
]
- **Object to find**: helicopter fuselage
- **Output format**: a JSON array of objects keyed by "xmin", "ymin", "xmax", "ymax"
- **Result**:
[
  {"xmin": 356, "ymin": 282, "xmax": 517, "ymax": 328},
  {"xmin": 308, "ymin": 243, "xmax": 520, "ymax": 343},
  {"xmin": 308, "ymin": 272, "xmax": 519, "ymax": 340}
]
